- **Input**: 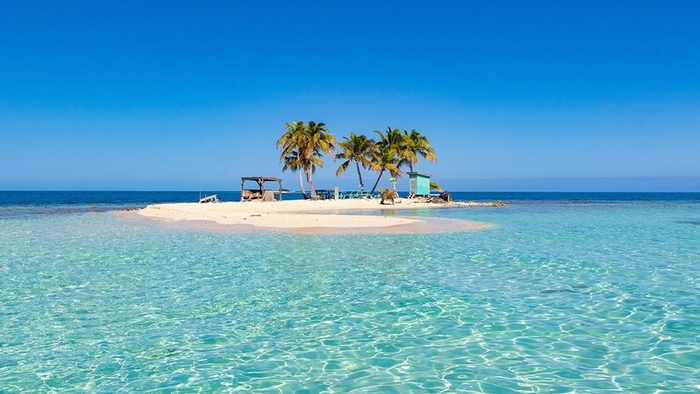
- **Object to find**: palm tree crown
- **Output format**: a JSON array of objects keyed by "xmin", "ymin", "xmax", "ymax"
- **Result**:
[
  {"xmin": 277, "ymin": 121, "xmax": 309, "ymax": 198},
  {"xmin": 401, "ymin": 129, "xmax": 436, "ymax": 172},
  {"xmin": 277, "ymin": 121, "xmax": 336, "ymax": 199},
  {"xmin": 368, "ymin": 128, "xmax": 405, "ymax": 194},
  {"xmin": 365, "ymin": 127, "xmax": 437, "ymax": 193},
  {"xmin": 335, "ymin": 132, "xmax": 375, "ymax": 192}
]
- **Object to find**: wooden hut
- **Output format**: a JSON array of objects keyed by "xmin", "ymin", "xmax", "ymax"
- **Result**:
[
  {"xmin": 240, "ymin": 176, "xmax": 283, "ymax": 202},
  {"xmin": 407, "ymin": 172, "xmax": 431, "ymax": 198}
]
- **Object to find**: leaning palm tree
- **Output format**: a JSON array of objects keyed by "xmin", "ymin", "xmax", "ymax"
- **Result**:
[
  {"xmin": 368, "ymin": 143, "xmax": 403, "ymax": 195},
  {"xmin": 400, "ymin": 129, "xmax": 437, "ymax": 172},
  {"xmin": 335, "ymin": 132, "xmax": 375, "ymax": 192},
  {"xmin": 368, "ymin": 127, "xmax": 405, "ymax": 193}
]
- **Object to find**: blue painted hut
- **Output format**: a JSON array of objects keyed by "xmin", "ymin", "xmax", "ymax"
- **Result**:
[{"xmin": 407, "ymin": 172, "xmax": 431, "ymax": 198}]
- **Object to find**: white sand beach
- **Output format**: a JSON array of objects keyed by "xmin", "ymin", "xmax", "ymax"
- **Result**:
[{"xmin": 137, "ymin": 198, "xmax": 492, "ymax": 233}]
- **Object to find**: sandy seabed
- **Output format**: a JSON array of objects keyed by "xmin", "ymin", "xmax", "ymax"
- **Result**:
[{"xmin": 131, "ymin": 198, "xmax": 493, "ymax": 234}]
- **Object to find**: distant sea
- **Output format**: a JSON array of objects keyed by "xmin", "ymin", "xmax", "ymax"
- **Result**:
[
  {"xmin": 2, "ymin": 190, "xmax": 699, "ymax": 216},
  {"xmin": 1, "ymin": 191, "xmax": 699, "ymax": 392}
]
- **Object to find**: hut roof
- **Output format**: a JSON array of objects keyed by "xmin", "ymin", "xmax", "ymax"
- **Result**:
[
  {"xmin": 407, "ymin": 172, "xmax": 432, "ymax": 178},
  {"xmin": 241, "ymin": 176, "xmax": 282, "ymax": 182}
]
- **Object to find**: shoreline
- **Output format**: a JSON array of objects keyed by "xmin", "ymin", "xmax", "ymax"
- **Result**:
[{"xmin": 133, "ymin": 199, "xmax": 495, "ymax": 234}]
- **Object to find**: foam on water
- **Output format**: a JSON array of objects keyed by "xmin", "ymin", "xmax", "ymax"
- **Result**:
[{"xmin": 1, "ymin": 196, "xmax": 699, "ymax": 392}]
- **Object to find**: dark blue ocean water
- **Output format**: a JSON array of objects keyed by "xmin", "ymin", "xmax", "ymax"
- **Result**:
[{"xmin": 1, "ymin": 190, "xmax": 699, "ymax": 209}]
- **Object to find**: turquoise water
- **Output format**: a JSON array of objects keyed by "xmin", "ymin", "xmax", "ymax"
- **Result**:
[{"xmin": 1, "ymin": 194, "xmax": 699, "ymax": 392}]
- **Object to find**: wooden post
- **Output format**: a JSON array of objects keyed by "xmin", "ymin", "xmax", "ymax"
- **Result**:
[{"xmin": 240, "ymin": 179, "xmax": 244, "ymax": 201}]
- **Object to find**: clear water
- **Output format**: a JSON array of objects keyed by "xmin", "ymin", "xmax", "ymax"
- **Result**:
[{"xmin": 1, "ymin": 192, "xmax": 699, "ymax": 392}]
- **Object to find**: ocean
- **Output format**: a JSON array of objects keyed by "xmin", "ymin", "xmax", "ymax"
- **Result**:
[{"xmin": 1, "ymin": 191, "xmax": 699, "ymax": 392}]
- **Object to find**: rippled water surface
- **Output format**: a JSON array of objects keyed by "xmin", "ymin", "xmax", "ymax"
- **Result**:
[{"xmin": 1, "ymin": 193, "xmax": 699, "ymax": 392}]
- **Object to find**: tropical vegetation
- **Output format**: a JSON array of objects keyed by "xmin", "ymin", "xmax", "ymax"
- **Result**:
[
  {"xmin": 401, "ymin": 129, "xmax": 437, "ymax": 172},
  {"xmin": 367, "ymin": 127, "xmax": 437, "ymax": 194},
  {"xmin": 276, "ymin": 120, "xmax": 336, "ymax": 199},
  {"xmin": 277, "ymin": 122, "xmax": 436, "ymax": 197},
  {"xmin": 368, "ymin": 128, "xmax": 405, "ymax": 194},
  {"xmin": 335, "ymin": 132, "xmax": 375, "ymax": 193}
]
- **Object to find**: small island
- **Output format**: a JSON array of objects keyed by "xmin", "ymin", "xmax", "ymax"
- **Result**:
[
  {"xmin": 137, "ymin": 121, "xmax": 502, "ymax": 233},
  {"xmin": 137, "ymin": 198, "xmax": 493, "ymax": 234}
]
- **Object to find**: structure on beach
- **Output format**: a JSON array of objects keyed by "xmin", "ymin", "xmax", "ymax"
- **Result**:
[
  {"xmin": 198, "ymin": 194, "xmax": 220, "ymax": 203},
  {"xmin": 407, "ymin": 172, "xmax": 431, "ymax": 198},
  {"xmin": 240, "ymin": 176, "xmax": 283, "ymax": 202}
]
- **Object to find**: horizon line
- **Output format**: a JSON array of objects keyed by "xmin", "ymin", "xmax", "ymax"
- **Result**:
[{"xmin": 2, "ymin": 190, "xmax": 700, "ymax": 193}]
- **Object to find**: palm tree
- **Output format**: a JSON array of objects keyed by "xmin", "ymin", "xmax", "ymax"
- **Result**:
[
  {"xmin": 430, "ymin": 181, "xmax": 443, "ymax": 192},
  {"xmin": 277, "ymin": 120, "xmax": 336, "ymax": 199},
  {"xmin": 335, "ymin": 132, "xmax": 375, "ymax": 192},
  {"xmin": 369, "ymin": 145, "xmax": 404, "ymax": 194},
  {"xmin": 401, "ymin": 129, "xmax": 437, "ymax": 172},
  {"xmin": 369, "ymin": 127, "xmax": 405, "ymax": 193},
  {"xmin": 281, "ymin": 149, "xmax": 307, "ymax": 199},
  {"xmin": 277, "ymin": 121, "xmax": 308, "ymax": 197},
  {"xmin": 375, "ymin": 127, "xmax": 405, "ymax": 153},
  {"xmin": 301, "ymin": 121, "xmax": 336, "ymax": 198}
]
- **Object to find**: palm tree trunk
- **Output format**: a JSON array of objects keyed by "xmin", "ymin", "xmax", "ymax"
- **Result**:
[
  {"xmin": 370, "ymin": 168, "xmax": 385, "ymax": 194},
  {"xmin": 355, "ymin": 161, "xmax": 364, "ymax": 192},
  {"xmin": 305, "ymin": 166, "xmax": 317, "ymax": 199},
  {"xmin": 298, "ymin": 171, "xmax": 308, "ymax": 199}
]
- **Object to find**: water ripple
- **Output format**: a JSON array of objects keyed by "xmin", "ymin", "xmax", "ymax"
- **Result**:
[{"xmin": 1, "ymin": 202, "xmax": 699, "ymax": 392}]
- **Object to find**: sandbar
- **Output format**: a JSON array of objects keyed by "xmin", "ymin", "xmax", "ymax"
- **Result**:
[{"xmin": 134, "ymin": 199, "xmax": 492, "ymax": 234}]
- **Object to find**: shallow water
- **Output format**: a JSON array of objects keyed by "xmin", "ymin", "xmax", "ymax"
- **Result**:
[{"xmin": 1, "ymin": 193, "xmax": 699, "ymax": 392}]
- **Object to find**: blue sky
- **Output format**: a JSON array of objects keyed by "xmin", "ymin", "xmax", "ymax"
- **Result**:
[{"xmin": 1, "ymin": 0, "xmax": 698, "ymax": 191}]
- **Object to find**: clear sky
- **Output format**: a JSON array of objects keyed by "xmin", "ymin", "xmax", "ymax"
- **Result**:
[{"xmin": 1, "ymin": 1, "xmax": 698, "ymax": 191}]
